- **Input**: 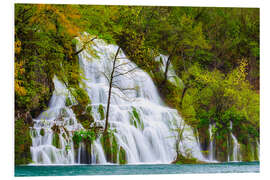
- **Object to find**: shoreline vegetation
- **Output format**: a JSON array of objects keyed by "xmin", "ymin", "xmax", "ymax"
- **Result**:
[{"xmin": 15, "ymin": 4, "xmax": 259, "ymax": 165}]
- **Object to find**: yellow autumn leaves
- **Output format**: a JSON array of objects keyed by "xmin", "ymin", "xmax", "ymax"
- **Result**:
[
  {"xmin": 15, "ymin": 61, "xmax": 26, "ymax": 96},
  {"xmin": 15, "ymin": 38, "xmax": 26, "ymax": 96},
  {"xmin": 31, "ymin": 4, "xmax": 81, "ymax": 37}
]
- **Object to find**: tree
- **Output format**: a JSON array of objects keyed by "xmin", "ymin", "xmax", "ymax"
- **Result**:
[
  {"xmin": 14, "ymin": 4, "xmax": 260, "ymax": 163},
  {"xmin": 104, "ymin": 47, "xmax": 120, "ymax": 133},
  {"xmin": 171, "ymin": 117, "xmax": 186, "ymax": 159},
  {"xmin": 102, "ymin": 47, "xmax": 139, "ymax": 134},
  {"xmin": 179, "ymin": 59, "xmax": 259, "ymax": 161},
  {"xmin": 142, "ymin": 8, "xmax": 210, "ymax": 86}
]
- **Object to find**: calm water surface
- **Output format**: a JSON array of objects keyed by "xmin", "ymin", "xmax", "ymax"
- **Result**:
[{"xmin": 15, "ymin": 161, "xmax": 259, "ymax": 177}]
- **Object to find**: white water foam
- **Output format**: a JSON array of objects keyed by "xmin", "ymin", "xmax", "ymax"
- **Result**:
[{"xmin": 30, "ymin": 37, "xmax": 206, "ymax": 164}]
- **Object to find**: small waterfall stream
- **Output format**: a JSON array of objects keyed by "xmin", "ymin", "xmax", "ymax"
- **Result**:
[
  {"xmin": 30, "ymin": 38, "xmax": 206, "ymax": 164},
  {"xmin": 230, "ymin": 121, "xmax": 241, "ymax": 162},
  {"xmin": 30, "ymin": 78, "xmax": 78, "ymax": 164},
  {"xmin": 208, "ymin": 124, "xmax": 215, "ymax": 161},
  {"xmin": 207, "ymin": 122, "xmax": 241, "ymax": 162},
  {"xmin": 155, "ymin": 54, "xmax": 183, "ymax": 87}
]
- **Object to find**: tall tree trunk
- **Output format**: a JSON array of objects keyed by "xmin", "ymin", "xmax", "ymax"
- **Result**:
[
  {"xmin": 161, "ymin": 45, "xmax": 177, "ymax": 87},
  {"xmin": 104, "ymin": 47, "xmax": 121, "ymax": 134}
]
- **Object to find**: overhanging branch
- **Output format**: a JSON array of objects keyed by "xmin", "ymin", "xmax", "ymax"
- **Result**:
[{"xmin": 74, "ymin": 36, "xmax": 97, "ymax": 56}]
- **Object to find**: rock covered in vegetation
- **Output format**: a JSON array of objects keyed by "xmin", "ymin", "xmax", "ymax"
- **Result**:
[{"xmin": 15, "ymin": 118, "xmax": 32, "ymax": 165}]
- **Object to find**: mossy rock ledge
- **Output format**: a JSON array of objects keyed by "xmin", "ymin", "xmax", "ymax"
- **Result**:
[
  {"xmin": 171, "ymin": 154, "xmax": 205, "ymax": 164},
  {"xmin": 71, "ymin": 104, "xmax": 94, "ymax": 129}
]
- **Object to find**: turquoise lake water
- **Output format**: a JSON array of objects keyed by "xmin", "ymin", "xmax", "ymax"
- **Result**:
[{"xmin": 15, "ymin": 161, "xmax": 259, "ymax": 177}]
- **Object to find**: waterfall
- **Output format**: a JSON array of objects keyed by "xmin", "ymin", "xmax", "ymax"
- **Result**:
[
  {"xmin": 208, "ymin": 124, "xmax": 215, "ymax": 161},
  {"xmin": 207, "ymin": 122, "xmax": 242, "ymax": 162},
  {"xmin": 30, "ymin": 77, "xmax": 78, "ymax": 164},
  {"xmin": 155, "ymin": 54, "xmax": 184, "ymax": 87},
  {"xmin": 256, "ymin": 140, "xmax": 260, "ymax": 160},
  {"xmin": 30, "ymin": 38, "xmax": 206, "ymax": 164},
  {"xmin": 230, "ymin": 121, "xmax": 241, "ymax": 162}
]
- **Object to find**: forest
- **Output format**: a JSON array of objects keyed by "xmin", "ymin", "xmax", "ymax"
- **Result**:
[{"xmin": 15, "ymin": 4, "xmax": 259, "ymax": 165}]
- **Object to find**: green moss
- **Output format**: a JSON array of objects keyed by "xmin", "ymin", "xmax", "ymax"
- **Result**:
[
  {"xmin": 133, "ymin": 120, "xmax": 138, "ymax": 128},
  {"xmin": 72, "ymin": 104, "xmax": 94, "ymax": 130},
  {"xmin": 72, "ymin": 129, "xmax": 97, "ymax": 158},
  {"xmin": 132, "ymin": 107, "xmax": 139, "ymax": 121},
  {"xmin": 52, "ymin": 133, "xmax": 60, "ymax": 149},
  {"xmin": 100, "ymin": 130, "xmax": 119, "ymax": 163},
  {"xmin": 73, "ymin": 142, "xmax": 79, "ymax": 150},
  {"xmin": 130, "ymin": 107, "xmax": 144, "ymax": 130},
  {"xmin": 111, "ymin": 134, "xmax": 118, "ymax": 163},
  {"xmin": 172, "ymin": 154, "xmax": 202, "ymax": 164},
  {"xmin": 65, "ymin": 97, "xmax": 72, "ymax": 106},
  {"xmin": 100, "ymin": 132, "xmax": 112, "ymax": 162},
  {"xmin": 32, "ymin": 130, "xmax": 37, "ymax": 138},
  {"xmin": 40, "ymin": 128, "xmax": 45, "ymax": 136},
  {"xmin": 119, "ymin": 146, "xmax": 126, "ymax": 164},
  {"xmin": 98, "ymin": 104, "xmax": 105, "ymax": 120},
  {"xmin": 15, "ymin": 118, "xmax": 32, "ymax": 165},
  {"xmin": 86, "ymin": 105, "xmax": 92, "ymax": 115},
  {"xmin": 51, "ymin": 124, "xmax": 61, "ymax": 148},
  {"xmin": 74, "ymin": 87, "xmax": 90, "ymax": 107}
]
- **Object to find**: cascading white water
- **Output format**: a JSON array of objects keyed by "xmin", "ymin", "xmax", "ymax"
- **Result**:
[
  {"xmin": 208, "ymin": 122, "xmax": 241, "ymax": 162},
  {"xmin": 155, "ymin": 54, "xmax": 184, "ymax": 87},
  {"xmin": 30, "ymin": 37, "xmax": 206, "ymax": 164},
  {"xmin": 229, "ymin": 121, "xmax": 241, "ymax": 162},
  {"xmin": 208, "ymin": 124, "xmax": 215, "ymax": 161},
  {"xmin": 30, "ymin": 77, "xmax": 79, "ymax": 164}
]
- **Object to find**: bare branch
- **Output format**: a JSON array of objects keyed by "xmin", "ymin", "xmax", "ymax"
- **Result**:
[
  {"xmin": 112, "ymin": 84, "xmax": 137, "ymax": 92},
  {"xmin": 114, "ymin": 62, "xmax": 130, "ymax": 69},
  {"xmin": 104, "ymin": 47, "xmax": 121, "ymax": 133},
  {"xmin": 113, "ymin": 67, "xmax": 138, "ymax": 78},
  {"xmin": 74, "ymin": 36, "xmax": 97, "ymax": 56},
  {"xmin": 110, "ymin": 91, "xmax": 136, "ymax": 102},
  {"xmin": 99, "ymin": 71, "xmax": 110, "ymax": 83}
]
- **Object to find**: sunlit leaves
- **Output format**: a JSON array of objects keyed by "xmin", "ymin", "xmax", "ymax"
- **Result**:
[
  {"xmin": 15, "ymin": 40, "xmax": 21, "ymax": 54},
  {"xmin": 76, "ymin": 33, "xmax": 98, "ymax": 59},
  {"xmin": 31, "ymin": 4, "xmax": 80, "ymax": 37},
  {"xmin": 15, "ymin": 61, "xmax": 27, "ymax": 96},
  {"xmin": 181, "ymin": 61, "xmax": 259, "ymax": 140}
]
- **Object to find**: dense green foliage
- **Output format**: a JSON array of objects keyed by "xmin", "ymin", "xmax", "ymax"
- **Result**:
[
  {"xmin": 179, "ymin": 60, "xmax": 259, "ymax": 161},
  {"xmin": 15, "ymin": 4, "xmax": 259, "ymax": 164},
  {"xmin": 73, "ymin": 129, "xmax": 97, "ymax": 147},
  {"xmin": 16, "ymin": 5, "xmax": 77, "ymax": 116},
  {"xmin": 15, "ymin": 118, "xmax": 32, "ymax": 164},
  {"xmin": 100, "ymin": 129, "xmax": 127, "ymax": 164}
]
